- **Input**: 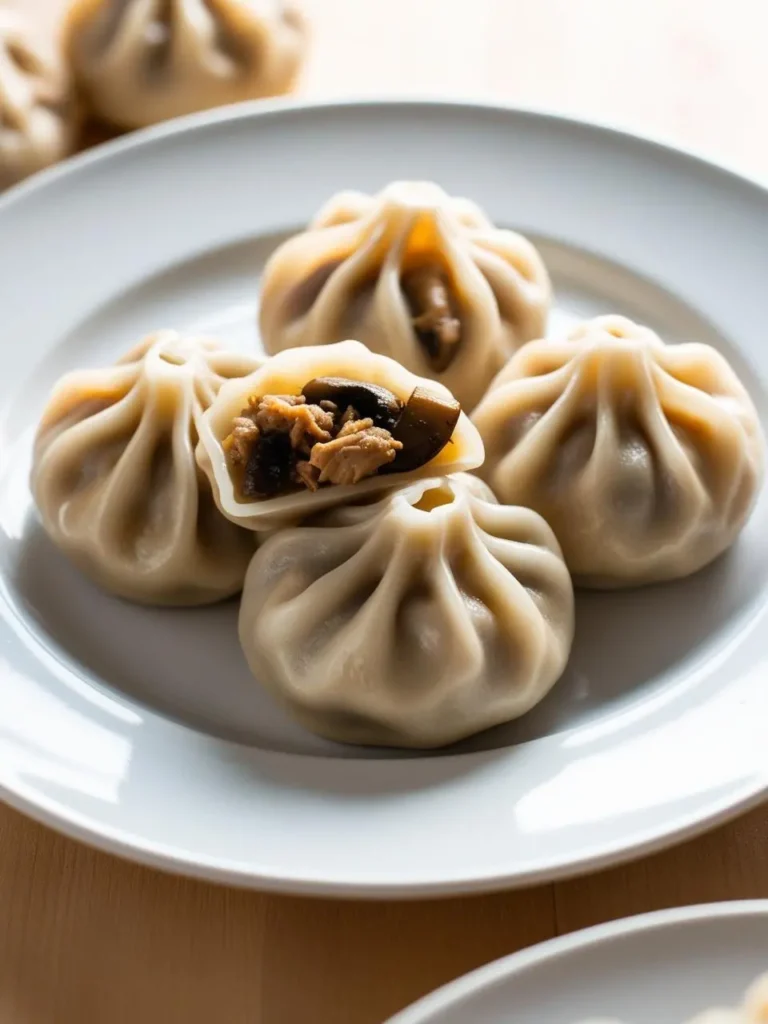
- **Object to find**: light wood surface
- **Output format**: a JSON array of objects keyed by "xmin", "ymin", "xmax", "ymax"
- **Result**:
[{"xmin": 5, "ymin": 1, "xmax": 768, "ymax": 1022}]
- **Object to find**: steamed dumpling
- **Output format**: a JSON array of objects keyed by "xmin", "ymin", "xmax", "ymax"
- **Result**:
[
  {"xmin": 259, "ymin": 181, "xmax": 551, "ymax": 410},
  {"xmin": 196, "ymin": 339, "xmax": 484, "ymax": 531},
  {"xmin": 238, "ymin": 473, "xmax": 574, "ymax": 747},
  {"xmin": 472, "ymin": 315, "xmax": 765, "ymax": 588},
  {"xmin": 32, "ymin": 331, "xmax": 261, "ymax": 606},
  {"xmin": 65, "ymin": 0, "xmax": 308, "ymax": 130},
  {"xmin": 0, "ymin": 8, "xmax": 79, "ymax": 189}
]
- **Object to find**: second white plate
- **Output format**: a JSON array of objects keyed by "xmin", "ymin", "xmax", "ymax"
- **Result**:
[
  {"xmin": 389, "ymin": 902, "xmax": 768, "ymax": 1023},
  {"xmin": 1, "ymin": 99, "xmax": 767, "ymax": 894}
]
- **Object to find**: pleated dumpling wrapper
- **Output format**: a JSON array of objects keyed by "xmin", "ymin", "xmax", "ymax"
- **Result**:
[
  {"xmin": 258, "ymin": 181, "xmax": 551, "ymax": 410},
  {"xmin": 196, "ymin": 340, "xmax": 485, "ymax": 531},
  {"xmin": 472, "ymin": 315, "xmax": 766, "ymax": 588},
  {"xmin": 0, "ymin": 8, "xmax": 79, "ymax": 190},
  {"xmin": 65, "ymin": 0, "xmax": 309, "ymax": 130},
  {"xmin": 32, "ymin": 332, "xmax": 261, "ymax": 606},
  {"xmin": 238, "ymin": 473, "xmax": 575, "ymax": 748}
]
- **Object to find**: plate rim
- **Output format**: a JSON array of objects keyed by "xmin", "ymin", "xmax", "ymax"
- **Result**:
[
  {"xmin": 2, "ymin": 96, "xmax": 768, "ymax": 896},
  {"xmin": 387, "ymin": 900, "xmax": 768, "ymax": 1022},
  {"xmin": 3, "ymin": 93, "xmax": 768, "ymax": 216},
  {"xmin": 1, "ymin": 758, "xmax": 767, "ymax": 898}
]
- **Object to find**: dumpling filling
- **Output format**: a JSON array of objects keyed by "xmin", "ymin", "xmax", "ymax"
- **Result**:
[
  {"xmin": 402, "ymin": 263, "xmax": 461, "ymax": 372},
  {"xmin": 224, "ymin": 377, "xmax": 461, "ymax": 498}
]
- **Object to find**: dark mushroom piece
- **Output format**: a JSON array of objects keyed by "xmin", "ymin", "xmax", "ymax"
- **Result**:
[
  {"xmin": 402, "ymin": 264, "xmax": 462, "ymax": 373},
  {"xmin": 382, "ymin": 386, "xmax": 461, "ymax": 474},
  {"xmin": 242, "ymin": 432, "xmax": 294, "ymax": 498},
  {"xmin": 301, "ymin": 377, "xmax": 403, "ymax": 432}
]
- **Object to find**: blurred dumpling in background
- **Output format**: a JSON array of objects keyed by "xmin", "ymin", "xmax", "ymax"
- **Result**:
[
  {"xmin": 0, "ymin": 8, "xmax": 80, "ymax": 190},
  {"xmin": 65, "ymin": 0, "xmax": 309, "ymax": 130},
  {"xmin": 259, "ymin": 181, "xmax": 551, "ymax": 411}
]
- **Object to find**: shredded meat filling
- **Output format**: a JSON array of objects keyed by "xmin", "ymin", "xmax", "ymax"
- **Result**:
[
  {"xmin": 309, "ymin": 419, "xmax": 403, "ymax": 487},
  {"xmin": 228, "ymin": 392, "xmax": 402, "ymax": 498},
  {"xmin": 224, "ymin": 375, "xmax": 462, "ymax": 499},
  {"xmin": 248, "ymin": 393, "xmax": 335, "ymax": 453},
  {"xmin": 225, "ymin": 416, "xmax": 260, "ymax": 466},
  {"xmin": 402, "ymin": 264, "xmax": 462, "ymax": 372}
]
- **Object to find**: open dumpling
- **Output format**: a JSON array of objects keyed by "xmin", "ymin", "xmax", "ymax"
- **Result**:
[
  {"xmin": 0, "ymin": 8, "xmax": 79, "ymax": 189},
  {"xmin": 472, "ymin": 315, "xmax": 766, "ymax": 588},
  {"xmin": 238, "ymin": 473, "xmax": 575, "ymax": 747},
  {"xmin": 32, "ymin": 331, "xmax": 261, "ymax": 605},
  {"xmin": 259, "ymin": 181, "xmax": 551, "ymax": 410},
  {"xmin": 65, "ymin": 0, "xmax": 308, "ymax": 130},
  {"xmin": 196, "ymin": 339, "xmax": 484, "ymax": 531}
]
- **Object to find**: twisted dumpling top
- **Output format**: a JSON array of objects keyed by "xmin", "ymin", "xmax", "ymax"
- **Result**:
[
  {"xmin": 65, "ymin": 0, "xmax": 309, "ymax": 129},
  {"xmin": 238, "ymin": 472, "xmax": 574, "ymax": 747},
  {"xmin": 472, "ymin": 315, "xmax": 765, "ymax": 587},
  {"xmin": 259, "ymin": 181, "xmax": 551, "ymax": 410},
  {"xmin": 32, "ymin": 331, "xmax": 261, "ymax": 605}
]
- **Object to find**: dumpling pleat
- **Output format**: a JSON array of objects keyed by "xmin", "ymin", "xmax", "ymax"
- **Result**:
[
  {"xmin": 306, "ymin": 218, "xmax": 393, "ymax": 342},
  {"xmin": 32, "ymin": 332, "xmax": 258, "ymax": 604},
  {"xmin": 471, "ymin": 316, "xmax": 765, "ymax": 586},
  {"xmin": 259, "ymin": 182, "xmax": 551, "ymax": 410},
  {"xmin": 238, "ymin": 474, "xmax": 574, "ymax": 747}
]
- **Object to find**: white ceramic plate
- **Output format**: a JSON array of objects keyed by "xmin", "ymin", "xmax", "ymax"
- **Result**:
[
  {"xmin": 388, "ymin": 902, "xmax": 768, "ymax": 1023},
  {"xmin": 1, "ymin": 99, "xmax": 767, "ymax": 895}
]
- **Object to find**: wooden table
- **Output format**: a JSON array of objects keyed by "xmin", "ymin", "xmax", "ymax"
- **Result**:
[{"xmin": 6, "ymin": 1, "xmax": 768, "ymax": 1021}]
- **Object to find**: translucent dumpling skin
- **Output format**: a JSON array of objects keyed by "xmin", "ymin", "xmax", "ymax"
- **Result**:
[
  {"xmin": 32, "ymin": 332, "xmax": 261, "ymax": 606},
  {"xmin": 0, "ymin": 9, "xmax": 79, "ymax": 189},
  {"xmin": 238, "ymin": 473, "xmax": 575, "ymax": 748},
  {"xmin": 259, "ymin": 181, "xmax": 551, "ymax": 411},
  {"xmin": 65, "ymin": 0, "xmax": 309, "ymax": 130},
  {"xmin": 472, "ymin": 315, "xmax": 766, "ymax": 588}
]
